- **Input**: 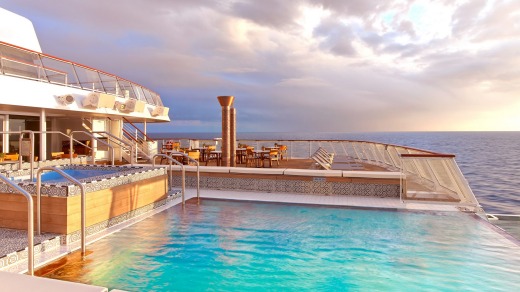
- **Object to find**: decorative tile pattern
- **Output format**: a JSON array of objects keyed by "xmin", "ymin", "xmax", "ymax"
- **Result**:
[
  {"xmin": 0, "ymin": 165, "xmax": 166, "ymax": 197},
  {"xmin": 175, "ymin": 174, "xmax": 400, "ymax": 198},
  {"xmin": 0, "ymin": 232, "xmax": 61, "ymax": 269},
  {"xmin": 1, "ymin": 191, "xmax": 180, "ymax": 270},
  {"xmin": 61, "ymin": 191, "xmax": 179, "ymax": 244}
]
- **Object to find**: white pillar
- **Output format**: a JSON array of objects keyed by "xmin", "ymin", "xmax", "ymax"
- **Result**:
[
  {"xmin": 2, "ymin": 115, "xmax": 9, "ymax": 153},
  {"xmin": 40, "ymin": 109, "xmax": 47, "ymax": 161}
]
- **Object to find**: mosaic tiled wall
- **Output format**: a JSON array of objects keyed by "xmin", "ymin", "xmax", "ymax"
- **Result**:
[
  {"xmin": 173, "ymin": 175, "xmax": 400, "ymax": 198},
  {"xmin": 62, "ymin": 192, "xmax": 180, "ymax": 244},
  {"xmin": 0, "ymin": 235, "xmax": 61, "ymax": 270},
  {"xmin": 0, "ymin": 165, "xmax": 166, "ymax": 197},
  {"xmin": 0, "ymin": 191, "xmax": 180, "ymax": 271}
]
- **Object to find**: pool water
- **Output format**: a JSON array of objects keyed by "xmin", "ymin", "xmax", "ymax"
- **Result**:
[
  {"xmin": 43, "ymin": 199, "xmax": 520, "ymax": 291},
  {"xmin": 38, "ymin": 169, "xmax": 120, "ymax": 183}
]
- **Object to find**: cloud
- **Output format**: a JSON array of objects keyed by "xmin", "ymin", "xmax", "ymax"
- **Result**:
[{"xmin": 2, "ymin": 0, "xmax": 520, "ymax": 132}]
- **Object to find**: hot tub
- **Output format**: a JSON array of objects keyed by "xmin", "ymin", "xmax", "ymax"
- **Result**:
[{"xmin": 0, "ymin": 164, "xmax": 169, "ymax": 236}]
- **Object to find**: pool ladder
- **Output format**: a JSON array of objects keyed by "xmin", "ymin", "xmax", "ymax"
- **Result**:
[
  {"xmin": 0, "ymin": 174, "xmax": 35, "ymax": 275},
  {"xmin": 153, "ymin": 152, "xmax": 200, "ymax": 205}
]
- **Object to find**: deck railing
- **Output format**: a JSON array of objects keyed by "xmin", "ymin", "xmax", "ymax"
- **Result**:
[
  {"xmin": 158, "ymin": 138, "xmax": 480, "ymax": 208},
  {"xmin": 0, "ymin": 41, "xmax": 163, "ymax": 106}
]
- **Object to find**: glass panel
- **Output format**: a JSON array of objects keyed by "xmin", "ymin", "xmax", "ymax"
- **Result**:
[
  {"xmin": 99, "ymin": 72, "xmax": 121, "ymax": 96},
  {"xmin": 142, "ymin": 88, "xmax": 155, "ymax": 105},
  {"xmin": 40, "ymin": 56, "xmax": 77, "ymax": 86},
  {"xmin": 151, "ymin": 92, "xmax": 163, "ymax": 106},
  {"xmin": 74, "ymin": 65, "xmax": 104, "ymax": 91},
  {"xmin": 118, "ymin": 79, "xmax": 136, "ymax": 99},
  {"xmin": 0, "ymin": 44, "xmax": 41, "ymax": 79},
  {"xmin": 132, "ymin": 84, "xmax": 146, "ymax": 102},
  {"xmin": 1, "ymin": 43, "xmax": 164, "ymax": 107}
]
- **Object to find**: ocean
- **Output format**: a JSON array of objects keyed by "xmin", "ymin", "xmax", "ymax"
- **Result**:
[{"xmin": 148, "ymin": 131, "xmax": 520, "ymax": 215}]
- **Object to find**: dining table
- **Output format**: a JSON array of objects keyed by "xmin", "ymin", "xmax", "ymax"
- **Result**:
[
  {"xmin": 207, "ymin": 150, "xmax": 222, "ymax": 166},
  {"xmin": 193, "ymin": 147, "xmax": 207, "ymax": 162},
  {"xmin": 235, "ymin": 148, "xmax": 246, "ymax": 164},
  {"xmin": 253, "ymin": 150, "xmax": 270, "ymax": 167}
]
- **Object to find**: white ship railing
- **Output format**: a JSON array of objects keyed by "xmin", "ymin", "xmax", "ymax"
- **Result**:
[
  {"xmin": 0, "ymin": 41, "xmax": 163, "ymax": 106},
  {"xmin": 157, "ymin": 138, "xmax": 480, "ymax": 208}
]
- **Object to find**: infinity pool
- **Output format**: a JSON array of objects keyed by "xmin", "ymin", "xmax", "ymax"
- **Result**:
[{"xmin": 42, "ymin": 199, "xmax": 520, "ymax": 291}]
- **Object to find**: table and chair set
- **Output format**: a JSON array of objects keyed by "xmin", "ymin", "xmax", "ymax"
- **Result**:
[{"xmin": 159, "ymin": 141, "xmax": 288, "ymax": 168}]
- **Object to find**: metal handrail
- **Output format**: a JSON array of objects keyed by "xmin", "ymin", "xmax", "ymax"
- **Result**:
[
  {"xmin": 152, "ymin": 154, "xmax": 186, "ymax": 205},
  {"xmin": 169, "ymin": 151, "xmax": 200, "ymax": 203},
  {"xmin": 0, "ymin": 55, "xmax": 67, "ymax": 82},
  {"xmin": 91, "ymin": 131, "xmax": 135, "ymax": 165},
  {"xmin": 32, "ymin": 131, "xmax": 93, "ymax": 159},
  {"xmin": 36, "ymin": 167, "xmax": 87, "ymax": 254},
  {"xmin": 70, "ymin": 131, "xmax": 115, "ymax": 165},
  {"xmin": 123, "ymin": 117, "xmax": 155, "ymax": 142},
  {"xmin": 155, "ymin": 138, "xmax": 448, "ymax": 157},
  {"xmin": 0, "ymin": 174, "xmax": 34, "ymax": 275},
  {"xmin": 0, "ymin": 41, "xmax": 163, "ymax": 106}
]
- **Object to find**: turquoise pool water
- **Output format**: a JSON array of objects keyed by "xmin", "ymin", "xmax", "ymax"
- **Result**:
[
  {"xmin": 44, "ymin": 199, "xmax": 520, "ymax": 291},
  {"xmin": 38, "ymin": 169, "xmax": 120, "ymax": 183}
]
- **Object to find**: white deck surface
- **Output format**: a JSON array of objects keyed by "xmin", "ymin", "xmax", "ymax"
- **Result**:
[
  {"xmin": 187, "ymin": 188, "xmax": 462, "ymax": 212},
  {"xmin": 0, "ymin": 270, "xmax": 107, "ymax": 292}
]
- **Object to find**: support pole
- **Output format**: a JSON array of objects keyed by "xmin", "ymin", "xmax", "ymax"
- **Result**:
[
  {"xmin": 40, "ymin": 109, "xmax": 47, "ymax": 161},
  {"xmin": 230, "ymin": 107, "xmax": 236, "ymax": 167},
  {"xmin": 217, "ymin": 96, "xmax": 234, "ymax": 167}
]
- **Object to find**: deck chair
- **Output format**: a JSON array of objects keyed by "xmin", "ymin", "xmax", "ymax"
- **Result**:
[
  {"xmin": 278, "ymin": 145, "xmax": 288, "ymax": 160},
  {"xmin": 268, "ymin": 149, "xmax": 280, "ymax": 167},
  {"xmin": 311, "ymin": 154, "xmax": 331, "ymax": 170},
  {"xmin": 187, "ymin": 151, "xmax": 200, "ymax": 165},
  {"xmin": 245, "ymin": 147, "xmax": 258, "ymax": 167}
]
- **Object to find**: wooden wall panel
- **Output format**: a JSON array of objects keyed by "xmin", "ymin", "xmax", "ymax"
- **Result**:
[{"xmin": 0, "ymin": 175, "xmax": 168, "ymax": 234}]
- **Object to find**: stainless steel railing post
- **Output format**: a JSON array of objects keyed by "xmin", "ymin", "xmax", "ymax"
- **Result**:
[
  {"xmin": 171, "ymin": 151, "xmax": 201, "ymax": 204},
  {"xmin": 153, "ymin": 154, "xmax": 186, "ymax": 205},
  {"xmin": 36, "ymin": 167, "xmax": 87, "ymax": 254}
]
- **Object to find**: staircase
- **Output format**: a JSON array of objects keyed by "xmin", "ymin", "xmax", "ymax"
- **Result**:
[
  {"xmin": 82, "ymin": 117, "xmax": 156, "ymax": 164},
  {"xmin": 120, "ymin": 117, "xmax": 156, "ymax": 163}
]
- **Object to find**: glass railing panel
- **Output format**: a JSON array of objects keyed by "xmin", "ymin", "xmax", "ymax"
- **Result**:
[
  {"xmin": 99, "ymin": 72, "xmax": 121, "ymax": 96},
  {"xmin": 142, "ymin": 88, "xmax": 155, "ymax": 105},
  {"xmin": 0, "ymin": 45, "xmax": 41, "ymax": 80},
  {"xmin": 39, "ymin": 56, "xmax": 72, "ymax": 85},
  {"xmin": 131, "ymin": 84, "xmax": 147, "ymax": 102},
  {"xmin": 118, "ymin": 79, "xmax": 136, "ymax": 99},
  {"xmin": 0, "ymin": 56, "xmax": 40, "ymax": 79},
  {"xmin": 74, "ymin": 65, "xmax": 104, "ymax": 91},
  {"xmin": 1, "ymin": 42, "xmax": 164, "ymax": 107},
  {"xmin": 151, "ymin": 92, "xmax": 163, "ymax": 106}
]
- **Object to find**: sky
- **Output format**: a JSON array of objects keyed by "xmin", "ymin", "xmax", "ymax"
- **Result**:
[{"xmin": 1, "ymin": 0, "xmax": 520, "ymax": 133}]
